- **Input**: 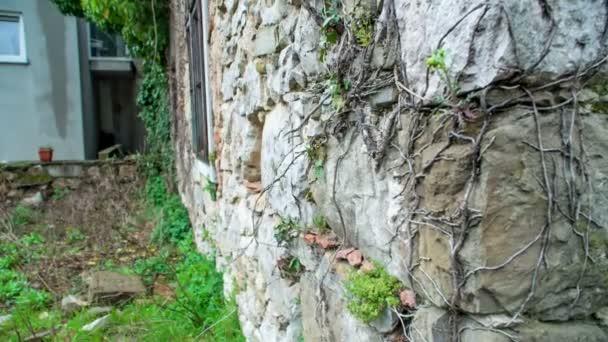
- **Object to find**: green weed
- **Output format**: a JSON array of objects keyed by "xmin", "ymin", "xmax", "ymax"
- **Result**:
[
  {"xmin": 52, "ymin": 186, "xmax": 70, "ymax": 201},
  {"xmin": 426, "ymin": 48, "xmax": 458, "ymax": 98},
  {"xmin": 278, "ymin": 255, "xmax": 304, "ymax": 281},
  {"xmin": 11, "ymin": 206, "xmax": 36, "ymax": 227},
  {"xmin": 274, "ymin": 217, "xmax": 302, "ymax": 246},
  {"xmin": 203, "ymin": 177, "xmax": 218, "ymax": 202},
  {"xmin": 306, "ymin": 137, "xmax": 327, "ymax": 182},
  {"xmin": 319, "ymin": 0, "xmax": 342, "ymax": 62},
  {"xmin": 146, "ymin": 176, "xmax": 191, "ymax": 244},
  {"xmin": 345, "ymin": 261, "xmax": 402, "ymax": 322},
  {"xmin": 66, "ymin": 227, "xmax": 86, "ymax": 243},
  {"xmin": 313, "ymin": 213, "xmax": 330, "ymax": 232},
  {"xmin": 352, "ymin": 9, "xmax": 374, "ymax": 47}
]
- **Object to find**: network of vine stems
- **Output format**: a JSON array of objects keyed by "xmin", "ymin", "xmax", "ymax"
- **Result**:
[{"xmin": 228, "ymin": 1, "xmax": 605, "ymax": 341}]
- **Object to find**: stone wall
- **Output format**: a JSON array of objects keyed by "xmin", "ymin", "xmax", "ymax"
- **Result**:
[
  {"xmin": 169, "ymin": 0, "xmax": 608, "ymax": 341},
  {"xmin": 0, "ymin": 160, "xmax": 139, "ymax": 209}
]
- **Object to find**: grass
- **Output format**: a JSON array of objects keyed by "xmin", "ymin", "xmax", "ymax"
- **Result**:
[{"xmin": 0, "ymin": 175, "xmax": 244, "ymax": 341}]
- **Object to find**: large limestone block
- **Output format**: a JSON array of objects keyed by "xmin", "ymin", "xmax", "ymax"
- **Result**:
[
  {"xmin": 395, "ymin": 0, "xmax": 608, "ymax": 98},
  {"xmin": 413, "ymin": 109, "xmax": 608, "ymax": 319},
  {"xmin": 261, "ymin": 103, "xmax": 315, "ymax": 221}
]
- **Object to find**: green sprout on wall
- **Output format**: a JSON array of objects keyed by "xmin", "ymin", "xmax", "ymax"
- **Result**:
[
  {"xmin": 208, "ymin": 151, "xmax": 217, "ymax": 164},
  {"xmin": 352, "ymin": 8, "xmax": 374, "ymax": 47},
  {"xmin": 319, "ymin": 0, "xmax": 342, "ymax": 62},
  {"xmin": 426, "ymin": 48, "xmax": 458, "ymax": 99},
  {"xmin": 203, "ymin": 177, "xmax": 217, "ymax": 201},
  {"xmin": 326, "ymin": 74, "xmax": 350, "ymax": 111},
  {"xmin": 346, "ymin": 261, "xmax": 402, "ymax": 322},
  {"xmin": 274, "ymin": 217, "xmax": 302, "ymax": 246},
  {"xmin": 306, "ymin": 137, "xmax": 327, "ymax": 182},
  {"xmin": 278, "ymin": 255, "xmax": 304, "ymax": 282},
  {"xmin": 313, "ymin": 213, "xmax": 330, "ymax": 233}
]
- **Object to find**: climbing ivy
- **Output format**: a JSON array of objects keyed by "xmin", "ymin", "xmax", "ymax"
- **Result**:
[{"xmin": 137, "ymin": 62, "xmax": 173, "ymax": 175}]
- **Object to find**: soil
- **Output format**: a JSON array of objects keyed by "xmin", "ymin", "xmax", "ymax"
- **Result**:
[{"xmin": 0, "ymin": 169, "xmax": 156, "ymax": 300}]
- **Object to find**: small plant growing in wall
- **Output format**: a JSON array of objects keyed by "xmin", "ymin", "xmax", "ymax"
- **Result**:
[
  {"xmin": 319, "ymin": 0, "xmax": 343, "ymax": 62},
  {"xmin": 313, "ymin": 213, "xmax": 330, "ymax": 233},
  {"xmin": 326, "ymin": 73, "xmax": 350, "ymax": 111},
  {"xmin": 274, "ymin": 216, "xmax": 302, "ymax": 246},
  {"xmin": 52, "ymin": 186, "xmax": 70, "ymax": 201},
  {"xmin": 208, "ymin": 151, "xmax": 217, "ymax": 164},
  {"xmin": 426, "ymin": 48, "xmax": 459, "ymax": 100},
  {"xmin": 306, "ymin": 137, "xmax": 327, "ymax": 182},
  {"xmin": 203, "ymin": 177, "xmax": 217, "ymax": 201},
  {"xmin": 277, "ymin": 255, "xmax": 304, "ymax": 282},
  {"xmin": 345, "ymin": 261, "xmax": 402, "ymax": 322},
  {"xmin": 352, "ymin": 8, "xmax": 374, "ymax": 47}
]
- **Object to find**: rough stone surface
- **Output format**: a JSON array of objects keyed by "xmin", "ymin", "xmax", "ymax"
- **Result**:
[
  {"xmin": 369, "ymin": 86, "xmax": 398, "ymax": 109},
  {"xmin": 88, "ymin": 271, "xmax": 145, "ymax": 303},
  {"xmin": 81, "ymin": 314, "xmax": 110, "ymax": 332},
  {"xmin": 253, "ymin": 25, "xmax": 280, "ymax": 57},
  {"xmin": 21, "ymin": 191, "xmax": 43, "ymax": 207},
  {"xmin": 168, "ymin": 0, "xmax": 608, "ymax": 340},
  {"xmin": 86, "ymin": 307, "xmax": 113, "ymax": 316},
  {"xmin": 61, "ymin": 295, "xmax": 89, "ymax": 314}
]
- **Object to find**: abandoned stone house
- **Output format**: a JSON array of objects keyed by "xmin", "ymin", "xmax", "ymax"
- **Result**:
[{"xmin": 166, "ymin": 0, "xmax": 608, "ymax": 340}]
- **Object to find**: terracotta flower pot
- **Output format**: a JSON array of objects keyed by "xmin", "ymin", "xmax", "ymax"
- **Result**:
[{"xmin": 38, "ymin": 148, "xmax": 53, "ymax": 163}]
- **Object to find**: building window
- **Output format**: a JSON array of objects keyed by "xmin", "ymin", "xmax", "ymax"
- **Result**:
[
  {"xmin": 88, "ymin": 23, "xmax": 130, "ymax": 59},
  {"xmin": 0, "ymin": 12, "xmax": 26, "ymax": 63},
  {"xmin": 186, "ymin": 0, "xmax": 212, "ymax": 161}
]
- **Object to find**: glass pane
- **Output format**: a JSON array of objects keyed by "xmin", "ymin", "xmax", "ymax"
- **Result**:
[
  {"xmin": 0, "ymin": 16, "xmax": 20, "ymax": 56},
  {"xmin": 89, "ymin": 23, "xmax": 129, "ymax": 58}
]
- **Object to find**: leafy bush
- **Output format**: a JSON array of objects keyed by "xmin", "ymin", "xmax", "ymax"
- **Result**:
[
  {"xmin": 133, "ymin": 249, "xmax": 172, "ymax": 283},
  {"xmin": 278, "ymin": 255, "xmax": 304, "ymax": 282},
  {"xmin": 346, "ymin": 262, "xmax": 402, "ymax": 322}
]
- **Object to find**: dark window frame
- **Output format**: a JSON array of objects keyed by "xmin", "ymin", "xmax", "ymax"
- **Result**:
[{"xmin": 186, "ymin": 0, "xmax": 210, "ymax": 161}]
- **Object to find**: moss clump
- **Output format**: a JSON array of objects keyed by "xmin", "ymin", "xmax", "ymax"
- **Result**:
[
  {"xmin": 346, "ymin": 261, "xmax": 402, "ymax": 322},
  {"xmin": 14, "ymin": 173, "xmax": 52, "ymax": 187}
]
